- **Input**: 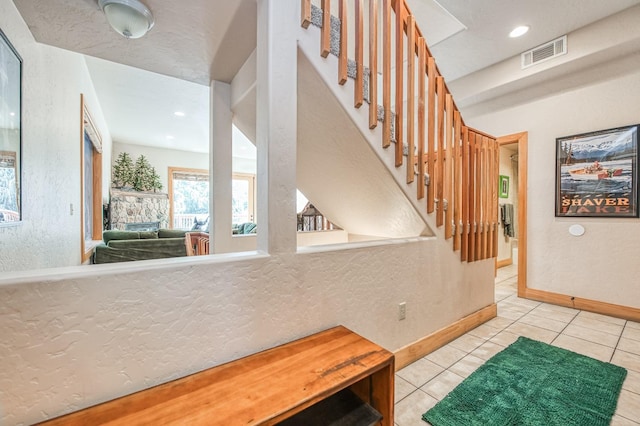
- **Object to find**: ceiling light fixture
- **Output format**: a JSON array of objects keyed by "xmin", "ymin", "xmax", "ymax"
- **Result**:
[
  {"xmin": 509, "ymin": 25, "xmax": 530, "ymax": 38},
  {"xmin": 174, "ymin": 111, "xmax": 185, "ymax": 117},
  {"xmin": 99, "ymin": 0, "xmax": 155, "ymax": 39}
]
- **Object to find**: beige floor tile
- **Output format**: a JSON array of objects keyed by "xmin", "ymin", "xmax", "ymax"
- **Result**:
[
  {"xmin": 503, "ymin": 295, "xmax": 540, "ymax": 309},
  {"xmin": 618, "ymin": 338, "xmax": 640, "ymax": 356},
  {"xmin": 562, "ymin": 323, "xmax": 621, "ymax": 348},
  {"xmin": 448, "ymin": 354, "xmax": 485, "ymax": 378},
  {"xmin": 394, "ymin": 389, "xmax": 438, "ymax": 426},
  {"xmin": 394, "ymin": 376, "xmax": 417, "ymax": 403},
  {"xmin": 612, "ymin": 350, "xmax": 640, "ymax": 373},
  {"xmin": 627, "ymin": 321, "xmax": 640, "ymax": 330},
  {"xmin": 623, "ymin": 327, "xmax": 640, "ymax": 342},
  {"xmin": 396, "ymin": 358, "xmax": 444, "ymax": 388},
  {"xmin": 498, "ymin": 301, "xmax": 532, "ymax": 314},
  {"xmin": 471, "ymin": 341, "xmax": 506, "ymax": 361},
  {"xmin": 495, "ymin": 289, "xmax": 514, "ymax": 302},
  {"xmin": 615, "ymin": 389, "xmax": 640, "ymax": 425},
  {"xmin": 530, "ymin": 304, "xmax": 578, "ymax": 323},
  {"xmin": 572, "ymin": 315, "xmax": 624, "ymax": 336},
  {"xmin": 505, "ymin": 322, "xmax": 559, "ymax": 344},
  {"xmin": 577, "ymin": 310, "xmax": 626, "ymax": 326},
  {"xmin": 518, "ymin": 312, "xmax": 568, "ymax": 332},
  {"xmin": 611, "ymin": 414, "xmax": 640, "ymax": 425},
  {"xmin": 448, "ymin": 334, "xmax": 486, "ymax": 353},
  {"xmin": 468, "ymin": 324, "xmax": 501, "ymax": 340},
  {"xmin": 426, "ymin": 344, "xmax": 468, "ymax": 369},
  {"xmin": 484, "ymin": 316, "xmax": 514, "ymax": 330},
  {"xmin": 496, "ymin": 308, "xmax": 526, "ymax": 321},
  {"xmin": 420, "ymin": 370, "xmax": 465, "ymax": 401},
  {"xmin": 551, "ymin": 334, "xmax": 614, "ymax": 363},
  {"xmin": 490, "ymin": 330, "xmax": 520, "ymax": 347},
  {"xmin": 534, "ymin": 302, "xmax": 580, "ymax": 315},
  {"xmin": 622, "ymin": 369, "xmax": 640, "ymax": 395}
]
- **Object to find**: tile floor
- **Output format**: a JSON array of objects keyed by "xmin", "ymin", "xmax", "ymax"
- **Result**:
[{"xmin": 394, "ymin": 264, "xmax": 640, "ymax": 425}]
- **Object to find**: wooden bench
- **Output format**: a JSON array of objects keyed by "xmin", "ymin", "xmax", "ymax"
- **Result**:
[{"xmin": 39, "ymin": 326, "xmax": 395, "ymax": 425}]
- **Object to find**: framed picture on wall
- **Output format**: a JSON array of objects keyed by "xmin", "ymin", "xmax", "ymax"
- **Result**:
[
  {"xmin": 499, "ymin": 175, "xmax": 509, "ymax": 199},
  {"xmin": 555, "ymin": 124, "xmax": 639, "ymax": 218}
]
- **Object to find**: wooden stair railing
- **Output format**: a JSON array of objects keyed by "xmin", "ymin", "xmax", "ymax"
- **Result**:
[{"xmin": 301, "ymin": 0, "xmax": 499, "ymax": 262}]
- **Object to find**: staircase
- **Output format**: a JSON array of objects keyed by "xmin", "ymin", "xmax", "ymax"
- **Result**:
[{"xmin": 299, "ymin": 0, "xmax": 499, "ymax": 262}]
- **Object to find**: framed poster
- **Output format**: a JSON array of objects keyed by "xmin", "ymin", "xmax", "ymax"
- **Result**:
[
  {"xmin": 555, "ymin": 124, "xmax": 638, "ymax": 217},
  {"xmin": 499, "ymin": 175, "xmax": 509, "ymax": 199}
]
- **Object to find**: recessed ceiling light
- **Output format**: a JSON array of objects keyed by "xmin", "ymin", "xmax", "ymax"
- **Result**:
[
  {"xmin": 174, "ymin": 111, "xmax": 185, "ymax": 117},
  {"xmin": 9, "ymin": 112, "xmax": 15, "ymax": 116},
  {"xmin": 509, "ymin": 25, "xmax": 529, "ymax": 38},
  {"xmin": 166, "ymin": 135, "xmax": 175, "ymax": 140}
]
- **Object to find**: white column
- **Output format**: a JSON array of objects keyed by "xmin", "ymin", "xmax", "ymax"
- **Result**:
[
  {"xmin": 256, "ymin": 0, "xmax": 298, "ymax": 254},
  {"xmin": 210, "ymin": 81, "xmax": 234, "ymax": 253}
]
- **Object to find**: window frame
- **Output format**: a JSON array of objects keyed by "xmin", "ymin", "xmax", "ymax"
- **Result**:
[{"xmin": 80, "ymin": 94, "xmax": 103, "ymax": 263}]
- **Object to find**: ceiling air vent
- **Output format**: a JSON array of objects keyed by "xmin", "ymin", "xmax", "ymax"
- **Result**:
[{"xmin": 521, "ymin": 35, "xmax": 567, "ymax": 69}]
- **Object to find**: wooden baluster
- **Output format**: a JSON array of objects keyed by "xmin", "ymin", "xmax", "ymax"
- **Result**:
[
  {"xmin": 355, "ymin": 0, "xmax": 364, "ymax": 107},
  {"xmin": 417, "ymin": 38, "xmax": 426, "ymax": 200},
  {"xmin": 369, "ymin": 0, "xmax": 378, "ymax": 129},
  {"xmin": 461, "ymin": 126, "xmax": 469, "ymax": 261},
  {"xmin": 493, "ymin": 138, "xmax": 499, "ymax": 258},
  {"xmin": 394, "ymin": 1, "xmax": 404, "ymax": 166},
  {"xmin": 487, "ymin": 139, "xmax": 496, "ymax": 258},
  {"xmin": 444, "ymin": 93, "xmax": 453, "ymax": 239},
  {"xmin": 436, "ymin": 76, "xmax": 445, "ymax": 228},
  {"xmin": 301, "ymin": 0, "xmax": 311, "ymax": 28},
  {"xmin": 406, "ymin": 15, "xmax": 415, "ymax": 183},
  {"xmin": 453, "ymin": 110, "xmax": 462, "ymax": 251},
  {"xmin": 321, "ymin": 0, "xmax": 331, "ymax": 57},
  {"xmin": 338, "ymin": 0, "xmax": 348, "ymax": 84},
  {"xmin": 382, "ymin": 0, "xmax": 392, "ymax": 147},
  {"xmin": 478, "ymin": 136, "xmax": 484, "ymax": 259},
  {"xmin": 427, "ymin": 58, "xmax": 436, "ymax": 213},
  {"xmin": 480, "ymin": 136, "xmax": 488, "ymax": 259},
  {"xmin": 468, "ymin": 131, "xmax": 476, "ymax": 262},
  {"xmin": 475, "ymin": 133, "xmax": 482, "ymax": 259}
]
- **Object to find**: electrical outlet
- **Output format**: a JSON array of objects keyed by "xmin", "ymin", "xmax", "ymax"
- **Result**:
[{"xmin": 398, "ymin": 302, "xmax": 407, "ymax": 320}]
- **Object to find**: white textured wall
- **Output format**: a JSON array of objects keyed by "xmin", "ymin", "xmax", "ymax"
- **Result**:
[
  {"xmin": 0, "ymin": 0, "xmax": 112, "ymax": 273},
  {"xmin": 0, "ymin": 241, "xmax": 493, "ymax": 425},
  {"xmin": 470, "ymin": 69, "xmax": 640, "ymax": 308}
]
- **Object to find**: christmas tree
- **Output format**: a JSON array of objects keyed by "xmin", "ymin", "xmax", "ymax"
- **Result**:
[
  {"xmin": 150, "ymin": 168, "xmax": 163, "ymax": 192},
  {"xmin": 112, "ymin": 152, "xmax": 134, "ymax": 188},
  {"xmin": 133, "ymin": 155, "xmax": 154, "ymax": 191}
]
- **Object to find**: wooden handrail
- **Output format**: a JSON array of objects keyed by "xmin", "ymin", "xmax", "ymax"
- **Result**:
[{"xmin": 300, "ymin": 0, "xmax": 499, "ymax": 263}]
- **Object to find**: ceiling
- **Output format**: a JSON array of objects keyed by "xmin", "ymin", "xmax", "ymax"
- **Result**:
[{"xmin": 11, "ymin": 0, "xmax": 640, "ymax": 153}]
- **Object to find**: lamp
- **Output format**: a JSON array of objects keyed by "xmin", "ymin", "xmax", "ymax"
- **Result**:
[{"xmin": 99, "ymin": 0, "xmax": 154, "ymax": 39}]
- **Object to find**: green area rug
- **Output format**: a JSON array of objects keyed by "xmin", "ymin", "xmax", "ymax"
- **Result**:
[{"xmin": 423, "ymin": 336, "xmax": 627, "ymax": 426}]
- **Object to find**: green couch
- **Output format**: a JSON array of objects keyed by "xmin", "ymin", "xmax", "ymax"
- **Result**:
[{"xmin": 93, "ymin": 229, "xmax": 189, "ymax": 264}]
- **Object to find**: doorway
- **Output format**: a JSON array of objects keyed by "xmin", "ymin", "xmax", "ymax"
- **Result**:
[{"xmin": 496, "ymin": 132, "xmax": 528, "ymax": 295}]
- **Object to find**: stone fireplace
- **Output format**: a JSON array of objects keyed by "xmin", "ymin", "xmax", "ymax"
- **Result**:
[{"xmin": 109, "ymin": 189, "xmax": 169, "ymax": 230}]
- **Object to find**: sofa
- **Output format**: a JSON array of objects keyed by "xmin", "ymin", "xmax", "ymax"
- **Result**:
[{"xmin": 93, "ymin": 229, "xmax": 189, "ymax": 264}]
